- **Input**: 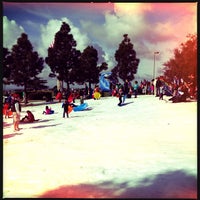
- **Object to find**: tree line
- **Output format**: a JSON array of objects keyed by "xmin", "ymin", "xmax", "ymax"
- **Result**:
[
  {"xmin": 3, "ymin": 21, "xmax": 197, "ymax": 103},
  {"xmin": 3, "ymin": 22, "xmax": 140, "ymax": 103}
]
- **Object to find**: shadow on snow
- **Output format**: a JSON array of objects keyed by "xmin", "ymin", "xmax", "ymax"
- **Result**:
[
  {"xmin": 3, "ymin": 132, "xmax": 23, "ymax": 139},
  {"xmin": 118, "ymin": 102, "xmax": 134, "ymax": 107},
  {"xmin": 38, "ymin": 170, "xmax": 197, "ymax": 198}
]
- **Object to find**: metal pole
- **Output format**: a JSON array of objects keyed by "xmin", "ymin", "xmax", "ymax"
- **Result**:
[
  {"xmin": 153, "ymin": 51, "xmax": 159, "ymax": 80},
  {"xmin": 153, "ymin": 53, "xmax": 155, "ymax": 80}
]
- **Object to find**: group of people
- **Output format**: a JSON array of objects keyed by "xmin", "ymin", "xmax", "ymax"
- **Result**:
[
  {"xmin": 111, "ymin": 74, "xmax": 197, "ymax": 104},
  {"xmin": 3, "ymin": 93, "xmax": 22, "ymax": 131},
  {"xmin": 152, "ymin": 75, "xmax": 196, "ymax": 103},
  {"xmin": 3, "ymin": 74, "xmax": 196, "ymax": 130},
  {"xmin": 3, "ymin": 93, "xmax": 38, "ymax": 131},
  {"xmin": 167, "ymin": 76, "xmax": 195, "ymax": 103},
  {"xmin": 111, "ymin": 79, "xmax": 136, "ymax": 106}
]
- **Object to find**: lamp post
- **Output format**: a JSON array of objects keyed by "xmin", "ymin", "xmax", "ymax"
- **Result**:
[{"xmin": 153, "ymin": 51, "xmax": 159, "ymax": 80}]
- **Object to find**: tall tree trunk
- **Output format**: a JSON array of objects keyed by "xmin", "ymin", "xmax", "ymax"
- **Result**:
[
  {"xmin": 67, "ymin": 81, "xmax": 70, "ymax": 91},
  {"xmin": 57, "ymin": 79, "xmax": 63, "ymax": 92},
  {"xmin": 89, "ymin": 81, "xmax": 93, "ymax": 99}
]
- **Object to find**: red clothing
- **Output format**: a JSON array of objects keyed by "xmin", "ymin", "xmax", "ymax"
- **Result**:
[
  {"xmin": 56, "ymin": 92, "xmax": 62, "ymax": 101},
  {"xmin": 27, "ymin": 112, "xmax": 35, "ymax": 122},
  {"xmin": 46, "ymin": 108, "xmax": 52, "ymax": 114}
]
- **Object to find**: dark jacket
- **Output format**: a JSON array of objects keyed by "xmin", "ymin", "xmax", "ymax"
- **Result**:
[{"xmin": 11, "ymin": 100, "xmax": 21, "ymax": 112}]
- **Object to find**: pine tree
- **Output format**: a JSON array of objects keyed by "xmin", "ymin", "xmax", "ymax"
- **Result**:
[
  {"xmin": 9, "ymin": 33, "xmax": 45, "ymax": 104},
  {"xmin": 78, "ymin": 46, "xmax": 101, "ymax": 91},
  {"xmin": 3, "ymin": 47, "xmax": 12, "ymax": 84},
  {"xmin": 113, "ymin": 34, "xmax": 140, "ymax": 82},
  {"xmin": 45, "ymin": 22, "xmax": 81, "ymax": 91}
]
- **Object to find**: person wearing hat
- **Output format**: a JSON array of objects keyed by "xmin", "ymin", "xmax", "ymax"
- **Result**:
[{"xmin": 11, "ymin": 94, "xmax": 21, "ymax": 131}]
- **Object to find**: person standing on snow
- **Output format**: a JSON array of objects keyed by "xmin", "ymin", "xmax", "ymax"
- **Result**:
[
  {"xmin": 118, "ymin": 88, "xmax": 124, "ymax": 106},
  {"xmin": 11, "ymin": 94, "xmax": 21, "ymax": 131},
  {"xmin": 133, "ymin": 81, "xmax": 139, "ymax": 98},
  {"xmin": 155, "ymin": 77, "xmax": 162, "ymax": 97},
  {"xmin": 123, "ymin": 79, "xmax": 129, "ymax": 103},
  {"xmin": 62, "ymin": 99, "xmax": 70, "ymax": 118}
]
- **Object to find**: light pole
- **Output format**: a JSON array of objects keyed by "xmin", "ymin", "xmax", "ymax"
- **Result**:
[{"xmin": 153, "ymin": 51, "xmax": 159, "ymax": 80}]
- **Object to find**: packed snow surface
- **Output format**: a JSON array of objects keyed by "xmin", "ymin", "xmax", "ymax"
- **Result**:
[{"xmin": 3, "ymin": 95, "xmax": 197, "ymax": 198}]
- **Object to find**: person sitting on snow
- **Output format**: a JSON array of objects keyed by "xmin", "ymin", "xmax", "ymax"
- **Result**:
[
  {"xmin": 42, "ymin": 106, "xmax": 54, "ymax": 114},
  {"xmin": 21, "ymin": 110, "xmax": 35, "ymax": 123},
  {"xmin": 170, "ymin": 82, "xmax": 189, "ymax": 103}
]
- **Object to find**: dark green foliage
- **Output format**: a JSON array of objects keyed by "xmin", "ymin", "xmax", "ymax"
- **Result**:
[
  {"xmin": 3, "ymin": 48, "xmax": 12, "ymax": 83},
  {"xmin": 6, "ymin": 33, "xmax": 45, "ymax": 103},
  {"xmin": 72, "ymin": 46, "xmax": 108, "ymax": 89},
  {"xmin": 45, "ymin": 22, "xmax": 108, "ymax": 91},
  {"xmin": 110, "ymin": 66, "xmax": 119, "ymax": 84},
  {"xmin": 75, "ymin": 46, "xmax": 108, "ymax": 90},
  {"xmin": 163, "ymin": 34, "xmax": 197, "ymax": 85},
  {"xmin": 45, "ymin": 22, "xmax": 81, "ymax": 89},
  {"xmin": 99, "ymin": 62, "xmax": 108, "ymax": 72},
  {"xmin": 113, "ymin": 34, "xmax": 140, "ymax": 82},
  {"xmin": 80, "ymin": 46, "xmax": 99, "ymax": 85}
]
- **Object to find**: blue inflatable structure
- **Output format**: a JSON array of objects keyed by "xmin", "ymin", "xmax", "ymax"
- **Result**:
[
  {"xmin": 73, "ymin": 103, "xmax": 88, "ymax": 112},
  {"xmin": 99, "ymin": 72, "xmax": 112, "ymax": 92}
]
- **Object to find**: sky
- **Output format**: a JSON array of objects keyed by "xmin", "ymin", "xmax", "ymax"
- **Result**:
[{"xmin": 3, "ymin": 2, "xmax": 197, "ymax": 88}]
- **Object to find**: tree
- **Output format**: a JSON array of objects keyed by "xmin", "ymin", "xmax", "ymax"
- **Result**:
[
  {"xmin": 98, "ymin": 62, "xmax": 108, "ymax": 72},
  {"xmin": 45, "ymin": 22, "xmax": 80, "ymax": 91},
  {"xmin": 109, "ymin": 66, "xmax": 119, "ymax": 84},
  {"xmin": 113, "ymin": 34, "xmax": 140, "ymax": 82},
  {"xmin": 163, "ymin": 34, "xmax": 197, "ymax": 86},
  {"xmin": 9, "ymin": 33, "xmax": 45, "ymax": 104},
  {"xmin": 78, "ymin": 46, "xmax": 107, "ymax": 91},
  {"xmin": 3, "ymin": 47, "xmax": 12, "ymax": 84}
]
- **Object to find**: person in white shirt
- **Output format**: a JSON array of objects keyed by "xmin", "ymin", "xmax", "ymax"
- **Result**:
[{"xmin": 11, "ymin": 94, "xmax": 21, "ymax": 131}]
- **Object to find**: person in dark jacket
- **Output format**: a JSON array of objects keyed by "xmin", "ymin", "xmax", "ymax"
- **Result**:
[
  {"xmin": 123, "ymin": 79, "xmax": 129, "ymax": 103},
  {"xmin": 155, "ymin": 77, "xmax": 162, "ymax": 97},
  {"xmin": 62, "ymin": 99, "xmax": 77, "ymax": 118},
  {"xmin": 118, "ymin": 88, "xmax": 124, "ymax": 106},
  {"xmin": 62, "ymin": 99, "xmax": 70, "ymax": 118}
]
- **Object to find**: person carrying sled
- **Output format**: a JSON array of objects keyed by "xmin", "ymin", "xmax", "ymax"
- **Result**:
[{"xmin": 62, "ymin": 99, "xmax": 77, "ymax": 118}]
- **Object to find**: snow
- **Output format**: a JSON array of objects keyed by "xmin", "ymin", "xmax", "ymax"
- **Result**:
[{"xmin": 3, "ymin": 95, "xmax": 197, "ymax": 198}]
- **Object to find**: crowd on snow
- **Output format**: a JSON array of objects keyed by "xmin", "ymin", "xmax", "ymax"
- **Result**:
[
  {"xmin": 110, "ymin": 74, "xmax": 197, "ymax": 103},
  {"xmin": 3, "ymin": 74, "xmax": 197, "ymax": 130}
]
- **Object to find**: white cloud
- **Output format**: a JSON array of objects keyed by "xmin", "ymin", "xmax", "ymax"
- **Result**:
[
  {"xmin": 38, "ymin": 17, "xmax": 90, "ymax": 58},
  {"xmin": 79, "ymin": 2, "xmax": 196, "ymax": 80},
  {"xmin": 37, "ymin": 17, "xmax": 91, "ymax": 88},
  {"xmin": 3, "ymin": 2, "xmax": 197, "ymax": 87},
  {"xmin": 3, "ymin": 16, "xmax": 24, "ymax": 50}
]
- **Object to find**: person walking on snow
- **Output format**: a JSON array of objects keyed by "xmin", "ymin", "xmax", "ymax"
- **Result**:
[{"xmin": 123, "ymin": 79, "xmax": 129, "ymax": 103}]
